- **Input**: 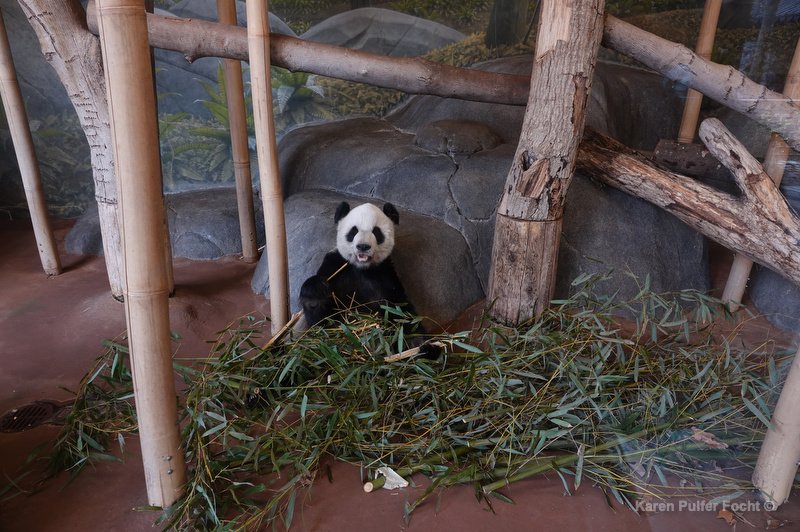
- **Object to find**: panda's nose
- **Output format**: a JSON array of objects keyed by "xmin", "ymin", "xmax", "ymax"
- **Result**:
[{"xmin": 356, "ymin": 243, "xmax": 371, "ymax": 252}]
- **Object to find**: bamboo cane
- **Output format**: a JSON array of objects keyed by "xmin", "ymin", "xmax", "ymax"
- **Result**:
[
  {"xmin": 722, "ymin": 36, "xmax": 800, "ymax": 310},
  {"xmin": 246, "ymin": 0, "xmax": 289, "ymax": 334},
  {"xmin": 216, "ymin": 0, "xmax": 259, "ymax": 263},
  {"xmin": 0, "ymin": 11, "xmax": 61, "ymax": 276},
  {"xmin": 95, "ymin": 0, "xmax": 186, "ymax": 507},
  {"xmin": 753, "ymin": 345, "xmax": 800, "ymax": 510},
  {"xmin": 676, "ymin": 0, "xmax": 722, "ymax": 144}
]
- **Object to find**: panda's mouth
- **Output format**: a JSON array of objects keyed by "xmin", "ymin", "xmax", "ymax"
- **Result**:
[{"xmin": 356, "ymin": 252, "xmax": 371, "ymax": 263}]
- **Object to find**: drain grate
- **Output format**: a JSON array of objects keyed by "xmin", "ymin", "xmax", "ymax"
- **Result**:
[{"xmin": 0, "ymin": 400, "xmax": 66, "ymax": 433}]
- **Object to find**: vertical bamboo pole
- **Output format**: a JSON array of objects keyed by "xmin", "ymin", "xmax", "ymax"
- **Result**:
[
  {"xmin": 95, "ymin": 0, "xmax": 186, "ymax": 507},
  {"xmin": 753, "ymin": 346, "xmax": 800, "ymax": 510},
  {"xmin": 246, "ymin": 0, "xmax": 289, "ymax": 333},
  {"xmin": 676, "ymin": 0, "xmax": 722, "ymax": 144},
  {"xmin": 750, "ymin": 39, "xmax": 800, "ymax": 510},
  {"xmin": 722, "ymin": 36, "xmax": 800, "ymax": 309},
  {"xmin": 0, "ymin": 11, "xmax": 61, "ymax": 276},
  {"xmin": 217, "ymin": 0, "xmax": 259, "ymax": 263}
]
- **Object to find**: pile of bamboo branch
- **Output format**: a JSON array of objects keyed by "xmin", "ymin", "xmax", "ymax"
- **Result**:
[{"xmin": 32, "ymin": 275, "xmax": 791, "ymax": 530}]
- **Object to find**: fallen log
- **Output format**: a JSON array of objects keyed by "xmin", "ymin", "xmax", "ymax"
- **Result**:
[{"xmin": 576, "ymin": 118, "xmax": 800, "ymax": 288}]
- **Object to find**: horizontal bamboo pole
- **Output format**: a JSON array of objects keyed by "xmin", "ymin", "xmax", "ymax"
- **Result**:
[
  {"xmin": 246, "ymin": 0, "xmax": 289, "ymax": 335},
  {"xmin": 95, "ymin": 0, "xmax": 186, "ymax": 507},
  {"xmin": 0, "ymin": 11, "xmax": 61, "ymax": 276}
]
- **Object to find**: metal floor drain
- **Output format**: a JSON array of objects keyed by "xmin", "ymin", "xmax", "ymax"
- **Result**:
[{"xmin": 0, "ymin": 400, "xmax": 67, "ymax": 433}]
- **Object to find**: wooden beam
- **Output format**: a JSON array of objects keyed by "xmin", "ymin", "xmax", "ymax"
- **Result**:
[
  {"xmin": 603, "ymin": 14, "xmax": 800, "ymax": 152},
  {"xmin": 95, "ymin": 0, "xmax": 186, "ymax": 506},
  {"xmin": 576, "ymin": 120, "xmax": 800, "ymax": 289},
  {"xmin": 84, "ymin": 1, "xmax": 531, "ymax": 105},
  {"xmin": 486, "ymin": 0, "xmax": 605, "ymax": 324}
]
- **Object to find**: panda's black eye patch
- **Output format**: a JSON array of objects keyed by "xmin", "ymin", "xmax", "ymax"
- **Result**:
[
  {"xmin": 346, "ymin": 226, "xmax": 358, "ymax": 242},
  {"xmin": 372, "ymin": 227, "xmax": 385, "ymax": 245}
]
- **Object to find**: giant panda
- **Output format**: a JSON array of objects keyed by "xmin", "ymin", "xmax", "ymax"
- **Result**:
[{"xmin": 298, "ymin": 201, "xmax": 440, "ymax": 358}]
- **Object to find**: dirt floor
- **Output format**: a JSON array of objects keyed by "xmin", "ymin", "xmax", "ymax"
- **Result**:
[{"xmin": 2, "ymin": 217, "xmax": 800, "ymax": 531}]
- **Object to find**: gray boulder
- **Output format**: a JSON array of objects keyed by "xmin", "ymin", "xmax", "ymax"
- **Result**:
[
  {"xmin": 300, "ymin": 8, "xmax": 465, "ymax": 57},
  {"xmin": 748, "ymin": 186, "xmax": 800, "ymax": 332},
  {"xmin": 273, "ymin": 57, "xmax": 710, "ymax": 315},
  {"xmin": 251, "ymin": 191, "xmax": 483, "ymax": 325},
  {"xmin": 66, "ymin": 187, "xmax": 265, "ymax": 260}
]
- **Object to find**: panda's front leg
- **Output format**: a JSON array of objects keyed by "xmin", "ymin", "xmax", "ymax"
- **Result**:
[{"xmin": 299, "ymin": 275, "xmax": 335, "ymax": 327}]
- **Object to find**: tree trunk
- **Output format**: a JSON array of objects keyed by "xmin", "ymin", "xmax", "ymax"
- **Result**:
[
  {"xmin": 485, "ymin": 0, "xmax": 529, "ymax": 48},
  {"xmin": 486, "ymin": 0, "xmax": 604, "ymax": 325},
  {"xmin": 576, "ymin": 120, "xmax": 800, "ymax": 289},
  {"xmin": 17, "ymin": 0, "xmax": 124, "ymax": 297}
]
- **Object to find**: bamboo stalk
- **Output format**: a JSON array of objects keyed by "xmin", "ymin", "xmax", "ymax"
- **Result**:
[
  {"xmin": 721, "ymin": 36, "xmax": 800, "ymax": 310},
  {"xmin": 676, "ymin": 0, "xmax": 721, "ymax": 144},
  {"xmin": 246, "ymin": 0, "xmax": 290, "ymax": 335},
  {"xmin": 753, "ymin": 347, "xmax": 800, "ymax": 510},
  {"xmin": 95, "ymin": 0, "xmax": 186, "ymax": 507},
  {"xmin": 0, "ymin": 11, "xmax": 61, "ymax": 276},
  {"xmin": 216, "ymin": 0, "xmax": 259, "ymax": 263}
]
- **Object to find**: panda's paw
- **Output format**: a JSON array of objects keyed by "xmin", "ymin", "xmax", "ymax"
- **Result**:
[
  {"xmin": 299, "ymin": 275, "xmax": 333, "ymax": 326},
  {"xmin": 418, "ymin": 340, "xmax": 445, "ymax": 360},
  {"xmin": 300, "ymin": 275, "xmax": 330, "ymax": 300}
]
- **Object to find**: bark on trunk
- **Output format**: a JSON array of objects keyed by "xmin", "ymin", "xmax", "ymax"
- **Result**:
[
  {"xmin": 17, "ymin": 0, "xmax": 124, "ymax": 297},
  {"xmin": 576, "ymin": 120, "xmax": 800, "ymax": 288},
  {"xmin": 486, "ymin": 0, "xmax": 604, "ymax": 325}
]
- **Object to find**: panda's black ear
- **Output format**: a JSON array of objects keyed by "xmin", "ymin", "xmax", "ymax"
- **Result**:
[
  {"xmin": 334, "ymin": 202, "xmax": 350, "ymax": 224},
  {"xmin": 383, "ymin": 203, "xmax": 399, "ymax": 225}
]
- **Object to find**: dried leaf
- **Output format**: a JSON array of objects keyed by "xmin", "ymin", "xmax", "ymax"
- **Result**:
[
  {"xmin": 690, "ymin": 427, "xmax": 729, "ymax": 449},
  {"xmin": 717, "ymin": 509, "xmax": 736, "ymax": 525}
]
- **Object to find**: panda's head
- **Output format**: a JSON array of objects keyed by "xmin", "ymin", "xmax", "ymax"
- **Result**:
[{"xmin": 335, "ymin": 201, "xmax": 398, "ymax": 269}]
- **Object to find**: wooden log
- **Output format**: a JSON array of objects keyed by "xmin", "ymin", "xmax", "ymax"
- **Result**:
[
  {"xmin": 95, "ymin": 0, "xmax": 185, "ymax": 506},
  {"xmin": 19, "ymin": 0, "xmax": 124, "ymax": 297},
  {"xmin": 722, "ymin": 36, "xmax": 800, "ymax": 309},
  {"xmin": 487, "ymin": 0, "xmax": 604, "ymax": 324},
  {"xmin": 576, "ymin": 120, "xmax": 800, "ymax": 289},
  {"xmin": 246, "ymin": 0, "xmax": 289, "ymax": 335},
  {"xmin": 676, "ymin": 0, "xmax": 721, "ymax": 144},
  {"xmin": 603, "ymin": 14, "xmax": 800, "ymax": 152},
  {"xmin": 84, "ymin": 1, "xmax": 530, "ymax": 106},
  {"xmin": 216, "ymin": 0, "xmax": 258, "ymax": 263},
  {"xmin": 753, "ymin": 348, "xmax": 800, "ymax": 510},
  {"xmin": 82, "ymin": 3, "xmax": 800, "ymax": 153},
  {"xmin": 0, "ymin": 9, "xmax": 61, "ymax": 276}
]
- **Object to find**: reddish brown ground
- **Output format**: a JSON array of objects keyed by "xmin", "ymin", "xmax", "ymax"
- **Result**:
[{"xmin": 2, "ymin": 218, "xmax": 799, "ymax": 531}]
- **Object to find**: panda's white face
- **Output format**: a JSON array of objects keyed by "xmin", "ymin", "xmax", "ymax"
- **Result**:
[{"xmin": 336, "ymin": 203, "xmax": 396, "ymax": 269}]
